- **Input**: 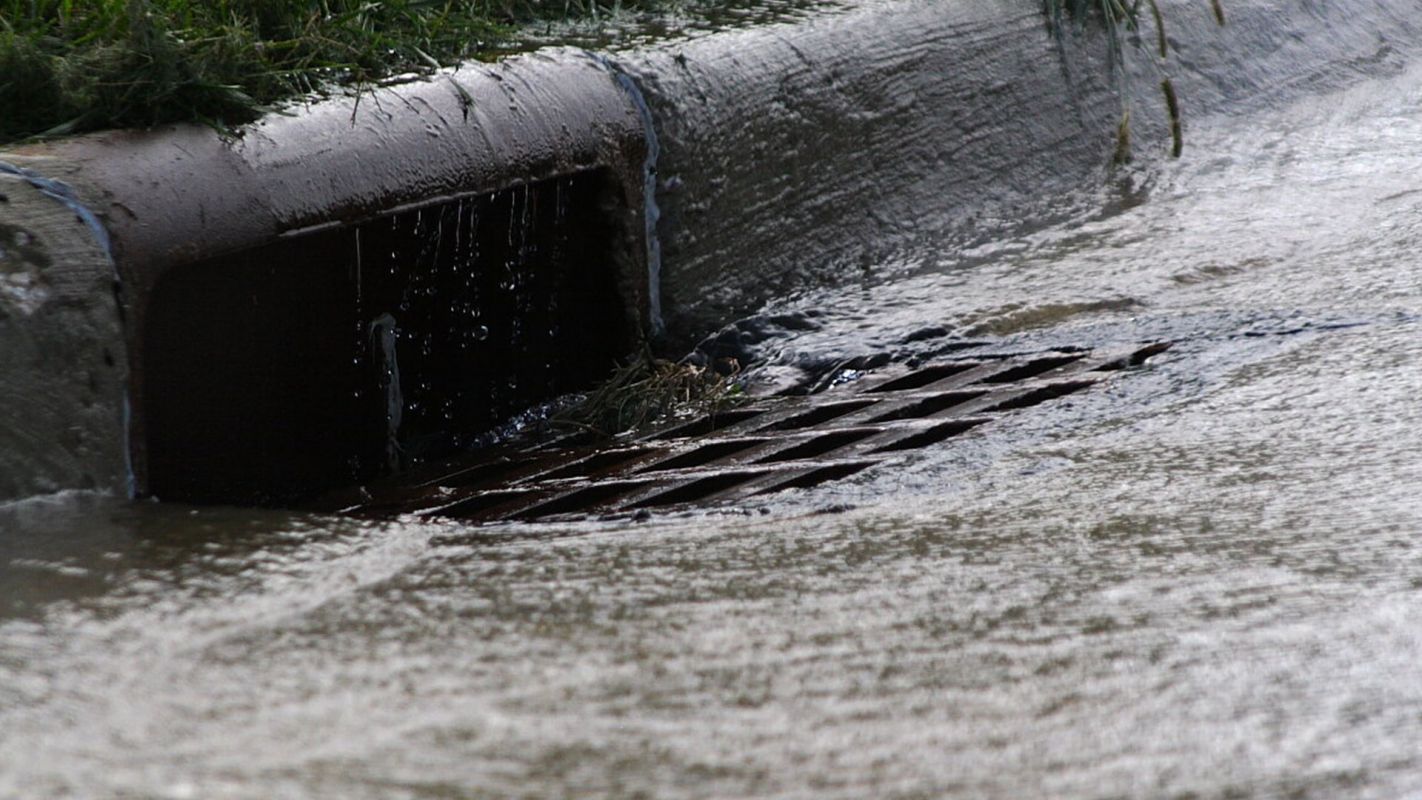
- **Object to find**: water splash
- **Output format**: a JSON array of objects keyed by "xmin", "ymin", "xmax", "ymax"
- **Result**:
[
  {"xmin": 345, "ymin": 171, "xmax": 630, "ymax": 481},
  {"xmin": 368, "ymin": 312, "xmax": 403, "ymax": 472}
]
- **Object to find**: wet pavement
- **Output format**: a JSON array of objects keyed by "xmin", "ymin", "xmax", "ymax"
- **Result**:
[{"xmin": 7, "ymin": 29, "xmax": 1422, "ymax": 800}]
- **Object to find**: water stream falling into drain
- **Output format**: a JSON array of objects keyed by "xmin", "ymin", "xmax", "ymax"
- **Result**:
[{"xmin": 139, "ymin": 170, "xmax": 632, "ymax": 504}]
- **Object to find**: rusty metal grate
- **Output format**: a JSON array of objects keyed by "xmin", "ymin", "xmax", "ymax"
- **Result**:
[{"xmin": 318, "ymin": 342, "xmax": 1171, "ymax": 523}]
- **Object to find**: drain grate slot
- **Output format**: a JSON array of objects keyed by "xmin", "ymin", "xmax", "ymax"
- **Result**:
[
  {"xmin": 519, "ymin": 481, "xmax": 656, "ymax": 519},
  {"xmin": 758, "ymin": 461, "xmax": 876, "ymax": 493},
  {"xmin": 757, "ymin": 429, "xmax": 880, "ymax": 463},
  {"xmin": 867, "ymin": 362, "xmax": 979, "ymax": 393},
  {"xmin": 759, "ymin": 400, "xmax": 879, "ymax": 431},
  {"xmin": 868, "ymin": 391, "xmax": 986, "ymax": 422},
  {"xmin": 873, "ymin": 419, "xmax": 986, "ymax": 452},
  {"xmin": 636, "ymin": 438, "xmax": 772, "ymax": 473},
  {"xmin": 630, "ymin": 472, "xmax": 766, "ymax": 508},
  {"xmin": 423, "ymin": 457, "xmax": 538, "ymax": 489},
  {"xmin": 434, "ymin": 488, "xmax": 545, "ymax": 519},
  {"xmin": 988, "ymin": 380, "xmax": 1096, "ymax": 411},
  {"xmin": 980, "ymin": 355, "xmax": 1083, "ymax": 384},
  {"xmin": 650, "ymin": 408, "xmax": 767, "ymax": 440},
  {"xmin": 539, "ymin": 448, "xmax": 659, "ymax": 480}
]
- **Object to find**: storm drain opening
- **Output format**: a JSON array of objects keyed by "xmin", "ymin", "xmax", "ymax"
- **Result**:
[
  {"xmin": 140, "ymin": 170, "xmax": 639, "ymax": 505},
  {"xmin": 317, "ymin": 341, "xmax": 1171, "ymax": 523}
]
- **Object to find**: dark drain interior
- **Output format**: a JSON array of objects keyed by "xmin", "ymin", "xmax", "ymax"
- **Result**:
[
  {"xmin": 320, "ymin": 342, "xmax": 1172, "ymax": 523},
  {"xmin": 141, "ymin": 170, "xmax": 636, "ymax": 504}
]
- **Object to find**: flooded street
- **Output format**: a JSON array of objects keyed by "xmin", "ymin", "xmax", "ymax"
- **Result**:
[{"xmin": 9, "ymin": 44, "xmax": 1422, "ymax": 800}]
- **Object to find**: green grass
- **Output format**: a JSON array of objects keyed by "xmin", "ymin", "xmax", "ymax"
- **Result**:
[{"xmin": 0, "ymin": 0, "xmax": 667, "ymax": 145}]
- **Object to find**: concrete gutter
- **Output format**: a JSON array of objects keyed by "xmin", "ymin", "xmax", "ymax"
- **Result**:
[{"xmin": 2, "ymin": 0, "xmax": 1420, "ymax": 503}]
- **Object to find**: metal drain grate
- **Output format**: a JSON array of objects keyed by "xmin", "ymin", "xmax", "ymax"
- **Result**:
[{"xmin": 318, "ymin": 342, "xmax": 1171, "ymax": 523}]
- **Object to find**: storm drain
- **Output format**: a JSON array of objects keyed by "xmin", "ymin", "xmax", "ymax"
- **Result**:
[{"xmin": 321, "ymin": 342, "xmax": 1170, "ymax": 523}]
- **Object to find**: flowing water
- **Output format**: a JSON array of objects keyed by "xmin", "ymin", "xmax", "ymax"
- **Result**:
[{"xmin": 9, "ymin": 40, "xmax": 1422, "ymax": 800}]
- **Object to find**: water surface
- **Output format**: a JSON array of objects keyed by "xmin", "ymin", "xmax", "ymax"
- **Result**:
[{"xmin": 6, "ymin": 37, "xmax": 1422, "ymax": 800}]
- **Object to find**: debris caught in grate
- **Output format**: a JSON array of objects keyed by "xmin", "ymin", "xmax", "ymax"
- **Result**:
[{"xmin": 315, "ymin": 342, "xmax": 1170, "ymax": 523}]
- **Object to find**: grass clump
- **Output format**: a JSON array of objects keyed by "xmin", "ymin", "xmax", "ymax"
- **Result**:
[
  {"xmin": 553, "ymin": 351, "xmax": 743, "ymax": 438},
  {"xmin": 0, "ymin": 0, "xmax": 665, "ymax": 145}
]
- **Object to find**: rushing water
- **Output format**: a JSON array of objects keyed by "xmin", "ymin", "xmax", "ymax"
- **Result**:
[{"xmin": 9, "ymin": 41, "xmax": 1422, "ymax": 800}]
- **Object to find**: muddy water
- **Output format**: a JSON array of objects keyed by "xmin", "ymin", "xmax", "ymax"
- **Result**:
[{"xmin": 8, "ymin": 49, "xmax": 1422, "ymax": 800}]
